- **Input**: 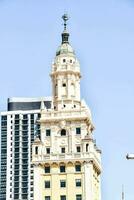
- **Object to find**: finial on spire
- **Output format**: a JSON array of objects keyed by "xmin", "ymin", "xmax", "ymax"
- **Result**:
[
  {"xmin": 61, "ymin": 14, "xmax": 70, "ymax": 44},
  {"xmin": 62, "ymin": 14, "xmax": 69, "ymax": 31}
]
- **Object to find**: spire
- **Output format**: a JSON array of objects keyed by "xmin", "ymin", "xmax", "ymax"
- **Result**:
[{"xmin": 61, "ymin": 14, "xmax": 69, "ymax": 44}]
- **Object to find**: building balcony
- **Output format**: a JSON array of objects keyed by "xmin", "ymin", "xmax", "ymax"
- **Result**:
[
  {"xmin": 32, "ymin": 151, "xmax": 101, "ymax": 169},
  {"xmin": 39, "ymin": 109, "xmax": 91, "ymax": 123}
]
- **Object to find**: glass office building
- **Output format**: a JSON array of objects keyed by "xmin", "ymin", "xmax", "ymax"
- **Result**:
[{"xmin": 0, "ymin": 97, "xmax": 51, "ymax": 200}]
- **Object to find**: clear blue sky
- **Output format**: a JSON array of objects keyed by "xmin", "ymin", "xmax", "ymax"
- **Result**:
[{"xmin": 0, "ymin": 0, "xmax": 134, "ymax": 199}]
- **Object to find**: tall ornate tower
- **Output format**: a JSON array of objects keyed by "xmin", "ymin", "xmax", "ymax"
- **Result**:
[
  {"xmin": 51, "ymin": 14, "xmax": 81, "ymax": 111},
  {"xmin": 32, "ymin": 14, "xmax": 102, "ymax": 200}
]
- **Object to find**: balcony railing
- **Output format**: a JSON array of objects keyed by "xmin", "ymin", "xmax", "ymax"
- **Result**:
[{"xmin": 32, "ymin": 151, "xmax": 101, "ymax": 166}]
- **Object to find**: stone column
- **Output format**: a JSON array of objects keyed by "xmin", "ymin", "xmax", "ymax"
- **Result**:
[{"xmin": 83, "ymin": 161, "xmax": 93, "ymax": 200}]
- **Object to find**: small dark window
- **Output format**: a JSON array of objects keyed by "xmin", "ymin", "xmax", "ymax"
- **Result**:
[
  {"xmin": 63, "ymin": 104, "xmax": 66, "ymax": 108},
  {"xmin": 60, "ymin": 180, "xmax": 66, "ymax": 188},
  {"xmin": 60, "ymin": 165, "xmax": 66, "ymax": 173},
  {"xmin": 76, "ymin": 146, "xmax": 81, "ymax": 153},
  {"xmin": 75, "ymin": 164, "xmax": 81, "ymax": 172},
  {"xmin": 45, "ymin": 181, "xmax": 50, "ymax": 188},
  {"xmin": 35, "ymin": 146, "xmax": 38, "ymax": 154},
  {"xmin": 46, "ymin": 129, "xmax": 51, "ymax": 136},
  {"xmin": 63, "ymin": 59, "xmax": 66, "ymax": 63},
  {"xmin": 60, "ymin": 195, "xmax": 66, "ymax": 200},
  {"xmin": 86, "ymin": 144, "xmax": 89, "ymax": 152},
  {"xmin": 62, "ymin": 83, "xmax": 66, "ymax": 87},
  {"xmin": 76, "ymin": 194, "xmax": 82, "ymax": 200},
  {"xmin": 38, "ymin": 113, "xmax": 41, "ymax": 118},
  {"xmin": 74, "ymin": 105, "xmax": 76, "ymax": 108},
  {"xmin": 61, "ymin": 147, "xmax": 65, "ymax": 153},
  {"xmin": 46, "ymin": 148, "xmax": 50, "ymax": 154},
  {"xmin": 76, "ymin": 127, "xmax": 81, "ymax": 135},
  {"xmin": 45, "ymin": 166, "xmax": 50, "ymax": 173},
  {"xmin": 76, "ymin": 179, "xmax": 81, "ymax": 187},
  {"xmin": 61, "ymin": 129, "xmax": 66, "ymax": 136},
  {"xmin": 23, "ymin": 114, "xmax": 28, "ymax": 119},
  {"xmin": 31, "ymin": 114, "xmax": 34, "ymax": 119},
  {"xmin": 70, "ymin": 59, "xmax": 72, "ymax": 63},
  {"xmin": 45, "ymin": 196, "xmax": 51, "ymax": 200},
  {"xmin": 15, "ymin": 114, "xmax": 19, "ymax": 119}
]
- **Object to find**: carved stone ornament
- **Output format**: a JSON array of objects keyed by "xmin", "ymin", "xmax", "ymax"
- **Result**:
[
  {"xmin": 59, "ymin": 120, "xmax": 66, "ymax": 129},
  {"xmin": 75, "ymin": 138, "xmax": 80, "ymax": 143},
  {"xmin": 45, "ymin": 140, "xmax": 50, "ymax": 146},
  {"xmin": 61, "ymin": 139, "xmax": 66, "ymax": 144}
]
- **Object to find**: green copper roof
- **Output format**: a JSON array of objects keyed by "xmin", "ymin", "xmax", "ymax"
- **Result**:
[{"xmin": 56, "ymin": 43, "xmax": 75, "ymax": 56}]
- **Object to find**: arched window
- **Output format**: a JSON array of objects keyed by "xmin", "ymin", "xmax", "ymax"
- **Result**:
[
  {"xmin": 35, "ymin": 146, "xmax": 38, "ymax": 154},
  {"xmin": 70, "ymin": 83, "xmax": 75, "ymax": 96},
  {"xmin": 86, "ymin": 144, "xmax": 89, "ymax": 152},
  {"xmin": 61, "ymin": 129, "xmax": 66, "ymax": 136},
  {"xmin": 62, "ymin": 83, "xmax": 66, "ymax": 95}
]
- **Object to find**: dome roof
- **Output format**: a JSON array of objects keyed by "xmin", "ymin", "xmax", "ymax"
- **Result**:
[{"xmin": 56, "ymin": 43, "xmax": 75, "ymax": 56}]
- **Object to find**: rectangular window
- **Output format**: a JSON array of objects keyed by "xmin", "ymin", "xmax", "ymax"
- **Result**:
[
  {"xmin": 45, "ymin": 196, "xmax": 50, "ymax": 200},
  {"xmin": 23, "ymin": 114, "xmax": 28, "ymax": 119},
  {"xmin": 61, "ymin": 147, "xmax": 65, "ymax": 153},
  {"xmin": 75, "ymin": 164, "xmax": 81, "ymax": 172},
  {"xmin": 76, "ymin": 127, "xmax": 81, "ymax": 135},
  {"xmin": 46, "ymin": 129, "xmax": 51, "ymax": 136},
  {"xmin": 45, "ymin": 181, "xmax": 50, "ymax": 188},
  {"xmin": 45, "ymin": 166, "xmax": 50, "ymax": 173},
  {"xmin": 30, "ymin": 114, "xmax": 34, "ymax": 119},
  {"xmin": 60, "ymin": 195, "xmax": 66, "ymax": 200},
  {"xmin": 15, "ymin": 114, "xmax": 19, "ymax": 119},
  {"xmin": 76, "ymin": 179, "xmax": 81, "ymax": 187},
  {"xmin": 60, "ymin": 165, "xmax": 65, "ymax": 173},
  {"xmin": 76, "ymin": 194, "xmax": 82, "ymax": 200},
  {"xmin": 60, "ymin": 180, "xmax": 66, "ymax": 188},
  {"xmin": 2, "ymin": 115, "xmax": 7, "ymax": 120},
  {"xmin": 76, "ymin": 146, "xmax": 81, "ymax": 152},
  {"xmin": 46, "ymin": 148, "xmax": 50, "ymax": 154}
]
